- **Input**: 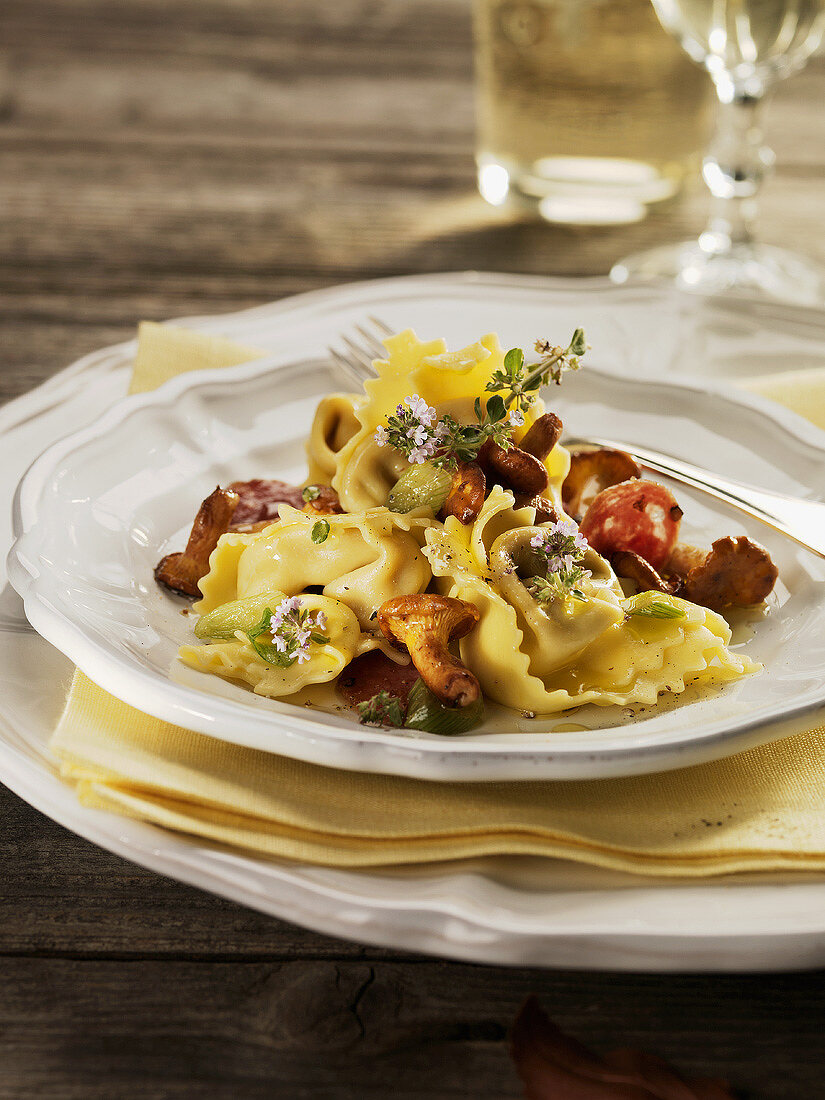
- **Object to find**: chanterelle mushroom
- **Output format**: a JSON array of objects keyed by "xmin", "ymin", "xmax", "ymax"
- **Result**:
[
  {"xmin": 518, "ymin": 412, "xmax": 563, "ymax": 462},
  {"xmin": 562, "ymin": 448, "xmax": 641, "ymax": 521},
  {"xmin": 442, "ymin": 461, "xmax": 486, "ymax": 525},
  {"xmin": 667, "ymin": 536, "xmax": 778, "ymax": 610},
  {"xmin": 377, "ymin": 594, "xmax": 481, "ymax": 707},
  {"xmin": 154, "ymin": 486, "xmax": 239, "ymax": 597},
  {"xmin": 610, "ymin": 550, "xmax": 679, "ymax": 596}
]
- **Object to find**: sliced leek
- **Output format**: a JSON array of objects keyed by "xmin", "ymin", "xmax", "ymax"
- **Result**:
[
  {"xmin": 387, "ymin": 462, "xmax": 452, "ymax": 515},
  {"xmin": 404, "ymin": 678, "xmax": 484, "ymax": 735},
  {"xmin": 194, "ymin": 590, "xmax": 287, "ymax": 640}
]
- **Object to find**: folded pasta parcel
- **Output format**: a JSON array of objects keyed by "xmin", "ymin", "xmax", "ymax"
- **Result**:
[{"xmin": 168, "ymin": 328, "xmax": 771, "ymax": 732}]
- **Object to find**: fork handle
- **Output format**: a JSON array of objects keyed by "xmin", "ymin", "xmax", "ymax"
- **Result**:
[{"xmin": 566, "ymin": 436, "xmax": 825, "ymax": 560}]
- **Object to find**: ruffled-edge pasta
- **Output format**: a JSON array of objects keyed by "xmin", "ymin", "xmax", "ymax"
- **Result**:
[
  {"xmin": 312, "ymin": 330, "xmax": 570, "ymax": 513},
  {"xmin": 196, "ymin": 505, "xmax": 433, "ymax": 632},
  {"xmin": 305, "ymin": 393, "xmax": 361, "ymax": 484},
  {"xmin": 424, "ymin": 487, "xmax": 758, "ymax": 713},
  {"xmin": 179, "ymin": 593, "xmax": 362, "ymax": 698}
]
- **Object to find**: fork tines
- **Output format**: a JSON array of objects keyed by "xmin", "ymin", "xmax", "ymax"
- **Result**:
[{"xmin": 328, "ymin": 315, "xmax": 392, "ymax": 386}]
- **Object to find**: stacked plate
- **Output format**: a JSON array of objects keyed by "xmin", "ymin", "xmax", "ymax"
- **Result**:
[{"xmin": 6, "ymin": 273, "xmax": 825, "ymax": 969}]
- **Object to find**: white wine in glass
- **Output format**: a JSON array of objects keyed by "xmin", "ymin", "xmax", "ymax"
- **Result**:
[
  {"xmin": 473, "ymin": 0, "xmax": 714, "ymax": 226},
  {"xmin": 612, "ymin": 0, "xmax": 825, "ymax": 303}
]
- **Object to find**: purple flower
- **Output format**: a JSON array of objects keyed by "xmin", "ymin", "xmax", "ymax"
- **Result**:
[
  {"xmin": 529, "ymin": 519, "xmax": 591, "ymax": 600},
  {"xmin": 409, "ymin": 439, "xmax": 437, "ymax": 464},
  {"xmin": 405, "ymin": 394, "xmax": 436, "ymax": 425},
  {"xmin": 266, "ymin": 598, "xmax": 328, "ymax": 664}
]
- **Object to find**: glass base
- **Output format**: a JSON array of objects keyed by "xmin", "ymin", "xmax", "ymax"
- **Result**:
[
  {"xmin": 477, "ymin": 154, "xmax": 688, "ymax": 227},
  {"xmin": 611, "ymin": 239, "xmax": 825, "ymax": 307}
]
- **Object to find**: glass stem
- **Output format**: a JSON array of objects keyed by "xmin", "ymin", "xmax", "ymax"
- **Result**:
[{"xmin": 700, "ymin": 82, "xmax": 775, "ymax": 254}]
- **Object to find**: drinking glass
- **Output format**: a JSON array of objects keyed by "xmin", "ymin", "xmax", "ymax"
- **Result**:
[
  {"xmin": 473, "ymin": 0, "xmax": 714, "ymax": 226},
  {"xmin": 612, "ymin": 0, "xmax": 825, "ymax": 303}
]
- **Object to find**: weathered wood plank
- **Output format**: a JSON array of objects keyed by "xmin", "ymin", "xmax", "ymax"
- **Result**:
[
  {"xmin": 0, "ymin": 787, "xmax": 409, "ymax": 960},
  {"xmin": 0, "ymin": 957, "xmax": 824, "ymax": 1098}
]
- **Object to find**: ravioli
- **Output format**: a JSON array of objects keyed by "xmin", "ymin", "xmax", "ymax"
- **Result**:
[
  {"xmin": 423, "ymin": 486, "xmax": 757, "ymax": 713},
  {"xmin": 179, "ymin": 593, "xmax": 362, "ymax": 698},
  {"xmin": 311, "ymin": 331, "xmax": 570, "ymax": 513}
]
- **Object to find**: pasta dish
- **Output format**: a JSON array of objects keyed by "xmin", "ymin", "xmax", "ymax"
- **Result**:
[{"xmin": 155, "ymin": 329, "xmax": 777, "ymax": 735}]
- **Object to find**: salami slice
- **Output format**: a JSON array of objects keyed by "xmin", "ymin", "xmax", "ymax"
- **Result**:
[
  {"xmin": 337, "ymin": 650, "xmax": 419, "ymax": 711},
  {"xmin": 579, "ymin": 479, "xmax": 682, "ymax": 571},
  {"xmin": 227, "ymin": 478, "xmax": 306, "ymax": 525}
]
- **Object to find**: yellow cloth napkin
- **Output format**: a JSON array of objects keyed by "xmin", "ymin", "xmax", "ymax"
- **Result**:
[
  {"xmin": 741, "ymin": 367, "xmax": 825, "ymax": 432},
  {"xmin": 50, "ymin": 322, "xmax": 825, "ymax": 877},
  {"xmin": 128, "ymin": 321, "xmax": 262, "ymax": 395}
]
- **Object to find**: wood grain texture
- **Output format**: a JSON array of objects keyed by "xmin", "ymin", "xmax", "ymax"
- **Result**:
[{"xmin": 2, "ymin": 1, "xmax": 825, "ymax": 1096}]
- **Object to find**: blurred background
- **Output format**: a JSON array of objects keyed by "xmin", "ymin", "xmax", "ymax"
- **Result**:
[{"xmin": 3, "ymin": 0, "xmax": 824, "ymax": 400}]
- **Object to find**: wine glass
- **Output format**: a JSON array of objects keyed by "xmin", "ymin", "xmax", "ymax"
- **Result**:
[{"xmin": 611, "ymin": 0, "xmax": 825, "ymax": 304}]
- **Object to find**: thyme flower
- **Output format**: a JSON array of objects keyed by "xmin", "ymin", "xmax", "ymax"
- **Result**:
[
  {"xmin": 247, "ymin": 596, "xmax": 329, "ymax": 667},
  {"xmin": 527, "ymin": 519, "xmax": 591, "ymax": 603}
]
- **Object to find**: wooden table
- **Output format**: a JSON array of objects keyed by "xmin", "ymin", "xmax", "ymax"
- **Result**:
[{"xmin": 3, "ymin": 2, "xmax": 825, "ymax": 1096}]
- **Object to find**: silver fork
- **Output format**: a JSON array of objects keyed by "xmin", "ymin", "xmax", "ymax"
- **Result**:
[
  {"xmin": 330, "ymin": 322, "xmax": 825, "ymax": 559},
  {"xmin": 565, "ymin": 435, "xmax": 825, "ymax": 559},
  {"xmin": 328, "ymin": 315, "xmax": 389, "ymax": 387}
]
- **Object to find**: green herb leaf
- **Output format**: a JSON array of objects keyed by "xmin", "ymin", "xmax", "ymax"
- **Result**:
[
  {"xmin": 628, "ymin": 600, "xmax": 686, "ymax": 620},
  {"xmin": 486, "ymin": 393, "xmax": 506, "ymax": 422},
  {"xmin": 504, "ymin": 347, "xmax": 524, "ymax": 377},
  {"xmin": 302, "ymin": 485, "xmax": 321, "ymax": 502},
  {"xmin": 569, "ymin": 327, "xmax": 587, "ymax": 356},
  {"xmin": 248, "ymin": 608, "xmax": 274, "ymax": 641},
  {"xmin": 248, "ymin": 636, "xmax": 295, "ymax": 666},
  {"xmin": 311, "ymin": 520, "xmax": 330, "ymax": 544},
  {"xmin": 358, "ymin": 690, "xmax": 406, "ymax": 727}
]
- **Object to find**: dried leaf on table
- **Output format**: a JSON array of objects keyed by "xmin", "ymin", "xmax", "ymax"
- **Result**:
[{"xmin": 510, "ymin": 996, "xmax": 736, "ymax": 1100}]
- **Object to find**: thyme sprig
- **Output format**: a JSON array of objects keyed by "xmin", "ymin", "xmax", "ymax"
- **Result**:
[
  {"xmin": 374, "ymin": 393, "xmax": 519, "ymax": 470},
  {"xmin": 486, "ymin": 329, "xmax": 587, "ymax": 415},
  {"xmin": 374, "ymin": 329, "xmax": 585, "ymax": 469},
  {"xmin": 525, "ymin": 571, "xmax": 589, "ymax": 605},
  {"xmin": 357, "ymin": 690, "xmax": 406, "ymax": 727},
  {"xmin": 527, "ymin": 520, "xmax": 591, "ymax": 604},
  {"xmin": 246, "ymin": 597, "xmax": 329, "ymax": 667}
]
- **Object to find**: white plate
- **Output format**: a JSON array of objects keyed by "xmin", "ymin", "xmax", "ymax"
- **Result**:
[
  {"xmin": 4, "ymin": 274, "xmax": 825, "ymax": 968},
  {"xmin": 9, "ymin": 275, "xmax": 825, "ymax": 781}
]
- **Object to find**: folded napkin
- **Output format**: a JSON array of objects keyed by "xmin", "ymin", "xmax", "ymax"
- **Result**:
[{"xmin": 50, "ymin": 321, "xmax": 825, "ymax": 876}]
